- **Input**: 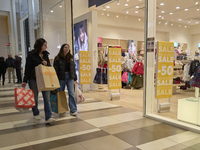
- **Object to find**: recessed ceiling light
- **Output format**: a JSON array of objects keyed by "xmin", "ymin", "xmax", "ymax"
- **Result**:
[
  {"xmin": 162, "ymin": 16, "xmax": 164, "ymax": 19},
  {"xmin": 138, "ymin": 18, "xmax": 141, "ymax": 21},
  {"xmin": 161, "ymin": 11, "xmax": 165, "ymax": 13},
  {"xmin": 102, "ymin": 12, "xmax": 104, "ymax": 15},
  {"xmin": 196, "ymin": 1, "xmax": 198, "ymax": 5},
  {"xmin": 178, "ymin": 19, "xmax": 182, "ymax": 21},
  {"xmin": 117, "ymin": 2, "xmax": 119, "ymax": 5},
  {"xmin": 116, "ymin": 15, "xmax": 119, "ymax": 18},
  {"xmin": 107, "ymin": 13, "xmax": 109, "ymax": 16},
  {"xmin": 50, "ymin": 9, "xmax": 53, "ymax": 12},
  {"xmin": 169, "ymin": 12, "xmax": 173, "ymax": 15},
  {"xmin": 160, "ymin": 3, "xmax": 164, "ymax": 5},
  {"xmin": 171, "ymin": 23, "xmax": 173, "ymax": 26},
  {"xmin": 176, "ymin": 6, "xmax": 180, "ymax": 9},
  {"xmin": 197, "ymin": 8, "xmax": 200, "ymax": 11},
  {"xmin": 125, "ymin": 3, "xmax": 128, "ymax": 6},
  {"xmin": 188, "ymin": 20, "xmax": 191, "ymax": 23},
  {"xmin": 136, "ymin": 6, "xmax": 139, "ymax": 8},
  {"xmin": 196, "ymin": 22, "xmax": 199, "ymax": 24},
  {"xmin": 165, "ymin": 22, "xmax": 168, "ymax": 25},
  {"xmin": 185, "ymin": 26, "xmax": 187, "ymax": 28},
  {"xmin": 59, "ymin": 3, "xmax": 62, "ymax": 7},
  {"xmin": 106, "ymin": 6, "xmax": 110, "ymax": 8},
  {"xmin": 135, "ymin": 11, "xmax": 138, "ymax": 13},
  {"xmin": 184, "ymin": 9, "xmax": 188, "ymax": 11},
  {"xmin": 139, "ymin": 0, "xmax": 142, "ymax": 1},
  {"xmin": 126, "ymin": 10, "xmax": 129, "ymax": 14},
  {"xmin": 159, "ymin": 21, "xmax": 161, "ymax": 24},
  {"xmin": 127, "ymin": 0, "xmax": 129, "ymax": 2},
  {"xmin": 158, "ymin": 15, "xmax": 162, "ymax": 17}
]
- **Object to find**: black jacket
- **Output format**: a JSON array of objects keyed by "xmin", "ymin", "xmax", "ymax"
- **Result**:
[
  {"xmin": 0, "ymin": 61, "xmax": 7, "ymax": 74},
  {"xmin": 23, "ymin": 49, "xmax": 51, "ymax": 83},
  {"xmin": 53, "ymin": 54, "xmax": 77, "ymax": 81},
  {"xmin": 15, "ymin": 56, "xmax": 22, "ymax": 69},
  {"xmin": 189, "ymin": 60, "xmax": 199, "ymax": 76},
  {"xmin": 6, "ymin": 57, "xmax": 15, "ymax": 68}
]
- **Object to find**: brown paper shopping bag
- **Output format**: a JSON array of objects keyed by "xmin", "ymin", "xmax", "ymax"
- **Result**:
[
  {"xmin": 35, "ymin": 64, "xmax": 60, "ymax": 91},
  {"xmin": 50, "ymin": 91, "xmax": 69, "ymax": 114}
]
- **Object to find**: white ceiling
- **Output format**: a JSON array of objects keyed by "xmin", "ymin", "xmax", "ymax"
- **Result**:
[{"xmin": 91, "ymin": 0, "xmax": 200, "ymax": 25}]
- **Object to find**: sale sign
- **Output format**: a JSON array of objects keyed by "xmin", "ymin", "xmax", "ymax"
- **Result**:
[
  {"xmin": 79, "ymin": 51, "xmax": 92, "ymax": 84},
  {"xmin": 156, "ymin": 42, "xmax": 174, "ymax": 99},
  {"xmin": 108, "ymin": 47, "xmax": 121, "ymax": 89}
]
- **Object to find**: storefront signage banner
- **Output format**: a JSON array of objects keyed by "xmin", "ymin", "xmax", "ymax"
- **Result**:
[
  {"xmin": 79, "ymin": 51, "xmax": 92, "ymax": 84},
  {"xmin": 156, "ymin": 41, "xmax": 174, "ymax": 99},
  {"xmin": 108, "ymin": 47, "xmax": 121, "ymax": 89}
]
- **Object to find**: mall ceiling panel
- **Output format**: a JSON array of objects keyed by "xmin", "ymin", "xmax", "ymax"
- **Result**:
[{"xmin": 88, "ymin": 0, "xmax": 112, "ymax": 7}]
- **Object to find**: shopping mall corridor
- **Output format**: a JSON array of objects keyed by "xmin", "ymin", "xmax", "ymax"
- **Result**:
[{"xmin": 0, "ymin": 80, "xmax": 200, "ymax": 150}]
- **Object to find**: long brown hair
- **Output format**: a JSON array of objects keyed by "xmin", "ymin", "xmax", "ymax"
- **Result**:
[
  {"xmin": 55, "ymin": 44, "xmax": 71, "ymax": 63},
  {"xmin": 34, "ymin": 38, "xmax": 47, "ymax": 54}
]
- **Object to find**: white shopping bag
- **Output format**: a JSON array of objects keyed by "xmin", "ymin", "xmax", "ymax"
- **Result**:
[{"xmin": 74, "ymin": 85, "xmax": 85, "ymax": 103}]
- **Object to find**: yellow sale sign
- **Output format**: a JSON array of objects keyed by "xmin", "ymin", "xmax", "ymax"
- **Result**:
[
  {"xmin": 108, "ymin": 47, "xmax": 121, "ymax": 89},
  {"xmin": 156, "ymin": 41, "xmax": 174, "ymax": 99},
  {"xmin": 79, "ymin": 51, "xmax": 92, "ymax": 84}
]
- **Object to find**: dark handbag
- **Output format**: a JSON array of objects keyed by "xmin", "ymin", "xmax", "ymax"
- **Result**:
[{"xmin": 50, "ymin": 89, "xmax": 59, "ymax": 95}]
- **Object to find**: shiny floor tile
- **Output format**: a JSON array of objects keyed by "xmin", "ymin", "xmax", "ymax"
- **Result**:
[
  {"xmin": 79, "ymin": 135, "xmax": 132, "ymax": 150},
  {"xmin": 77, "ymin": 110, "xmax": 109, "ymax": 120},
  {"xmin": 126, "ymin": 118, "xmax": 160, "ymax": 128},
  {"xmin": 166, "ymin": 131, "xmax": 200, "ymax": 144},
  {"xmin": 111, "ymin": 112, "xmax": 144, "ymax": 122},
  {"xmin": 100, "ymin": 122, "xmax": 137, "ymax": 134},
  {"xmin": 163, "ymin": 144, "xmax": 192, "ymax": 150},
  {"xmin": 98, "ymin": 107, "xmax": 135, "ymax": 116},
  {"xmin": 49, "ymin": 143, "xmax": 87, "ymax": 150},
  {"xmin": 181, "ymin": 137, "xmax": 200, "ymax": 147},
  {"xmin": 85, "ymin": 116, "xmax": 122, "ymax": 127}
]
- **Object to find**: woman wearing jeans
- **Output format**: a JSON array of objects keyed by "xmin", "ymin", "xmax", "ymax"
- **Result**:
[
  {"xmin": 53, "ymin": 44, "xmax": 78, "ymax": 116},
  {"xmin": 21, "ymin": 38, "xmax": 55, "ymax": 124}
]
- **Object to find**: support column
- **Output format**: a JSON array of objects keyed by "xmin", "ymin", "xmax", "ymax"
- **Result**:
[
  {"xmin": 143, "ymin": 0, "xmax": 156, "ymax": 115},
  {"xmin": 28, "ymin": 0, "xmax": 36, "ymax": 49},
  {"xmin": 10, "ymin": 0, "xmax": 19, "ymax": 55},
  {"xmin": 65, "ymin": 0, "xmax": 73, "ymax": 52}
]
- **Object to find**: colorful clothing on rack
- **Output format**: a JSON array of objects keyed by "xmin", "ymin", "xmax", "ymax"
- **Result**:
[{"xmin": 190, "ymin": 66, "xmax": 200, "ymax": 88}]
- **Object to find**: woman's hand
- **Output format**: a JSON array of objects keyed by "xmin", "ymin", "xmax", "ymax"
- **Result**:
[
  {"xmin": 74, "ymin": 81, "xmax": 78, "ymax": 85},
  {"xmin": 42, "ymin": 59, "xmax": 47, "ymax": 66},
  {"xmin": 21, "ymin": 82, "xmax": 27, "ymax": 88}
]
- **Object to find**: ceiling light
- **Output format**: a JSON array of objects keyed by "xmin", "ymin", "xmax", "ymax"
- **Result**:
[
  {"xmin": 178, "ymin": 19, "xmax": 182, "ymax": 21},
  {"xmin": 161, "ymin": 11, "xmax": 165, "ymax": 13},
  {"xmin": 188, "ymin": 20, "xmax": 191, "ymax": 23},
  {"xmin": 116, "ymin": 15, "xmax": 119, "ymax": 18},
  {"xmin": 169, "ymin": 12, "xmax": 173, "ymax": 15},
  {"xmin": 106, "ymin": 6, "xmax": 110, "ymax": 8},
  {"xmin": 59, "ymin": 3, "xmax": 62, "ymax": 7},
  {"xmin": 160, "ymin": 3, "xmax": 164, "ymax": 5},
  {"xmin": 171, "ymin": 23, "xmax": 173, "ymax": 26},
  {"xmin": 107, "ymin": 13, "xmax": 109, "ymax": 16},
  {"xmin": 176, "ymin": 6, "xmax": 180, "ymax": 9},
  {"xmin": 196, "ymin": 22, "xmax": 199, "ymax": 24},
  {"xmin": 162, "ymin": 16, "xmax": 164, "ymax": 19},
  {"xmin": 184, "ymin": 9, "xmax": 188, "ymax": 11},
  {"xmin": 102, "ymin": 12, "xmax": 104, "ymax": 15},
  {"xmin": 197, "ymin": 8, "xmax": 200, "ymax": 11},
  {"xmin": 179, "ymin": 25, "xmax": 181, "ymax": 27},
  {"xmin": 165, "ymin": 21, "xmax": 168, "ymax": 25},
  {"xmin": 159, "ymin": 21, "xmax": 161, "ymax": 24},
  {"xmin": 139, "ymin": 0, "xmax": 142, "ymax": 1},
  {"xmin": 136, "ymin": 6, "xmax": 139, "ymax": 8},
  {"xmin": 135, "ymin": 11, "xmax": 138, "ymax": 13},
  {"xmin": 125, "ymin": 3, "xmax": 128, "ymax": 6},
  {"xmin": 158, "ymin": 15, "xmax": 162, "ymax": 17},
  {"xmin": 117, "ymin": 0, "xmax": 119, "ymax": 5},
  {"xmin": 127, "ymin": 0, "xmax": 129, "ymax": 2},
  {"xmin": 185, "ymin": 26, "xmax": 187, "ymax": 28},
  {"xmin": 126, "ymin": 10, "xmax": 129, "ymax": 14},
  {"xmin": 50, "ymin": 9, "xmax": 53, "ymax": 12},
  {"xmin": 196, "ymin": 1, "xmax": 198, "ymax": 5},
  {"xmin": 103, "ymin": 6, "xmax": 105, "ymax": 11},
  {"xmin": 138, "ymin": 18, "xmax": 141, "ymax": 21}
]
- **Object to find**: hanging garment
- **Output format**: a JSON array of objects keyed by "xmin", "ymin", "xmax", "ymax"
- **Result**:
[
  {"xmin": 131, "ymin": 62, "xmax": 144, "ymax": 75},
  {"xmin": 130, "ymin": 75, "xmax": 143, "ymax": 89},
  {"xmin": 127, "ymin": 59, "xmax": 133, "ymax": 72},
  {"xmin": 102, "ymin": 68, "xmax": 108, "ymax": 84},
  {"xmin": 190, "ymin": 66, "xmax": 200, "ymax": 88},
  {"xmin": 183, "ymin": 64, "xmax": 190, "ymax": 81},
  {"xmin": 93, "ymin": 68, "xmax": 102, "ymax": 84},
  {"xmin": 121, "ymin": 72, "xmax": 128, "ymax": 83},
  {"xmin": 189, "ymin": 60, "xmax": 199, "ymax": 76},
  {"xmin": 127, "ymin": 72, "xmax": 133, "ymax": 84}
]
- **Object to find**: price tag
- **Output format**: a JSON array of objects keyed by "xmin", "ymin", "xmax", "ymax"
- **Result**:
[
  {"xmin": 79, "ymin": 51, "xmax": 92, "ymax": 84},
  {"xmin": 156, "ymin": 42, "xmax": 174, "ymax": 99},
  {"xmin": 108, "ymin": 48, "xmax": 121, "ymax": 89}
]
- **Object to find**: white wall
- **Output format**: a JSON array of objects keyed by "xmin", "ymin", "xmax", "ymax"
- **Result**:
[
  {"xmin": 73, "ymin": 0, "xmax": 89, "ymax": 18},
  {"xmin": 0, "ymin": 0, "xmax": 11, "ymax": 12}
]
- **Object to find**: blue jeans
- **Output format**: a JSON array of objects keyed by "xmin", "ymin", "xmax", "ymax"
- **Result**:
[
  {"xmin": 28, "ymin": 79, "xmax": 52, "ymax": 120},
  {"xmin": 59, "ymin": 72, "xmax": 77, "ymax": 113}
]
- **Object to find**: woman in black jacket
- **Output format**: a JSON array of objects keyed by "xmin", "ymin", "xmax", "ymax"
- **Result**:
[
  {"xmin": 0, "ymin": 57, "xmax": 7, "ymax": 85},
  {"xmin": 21, "ymin": 38, "xmax": 55, "ymax": 124},
  {"xmin": 53, "ymin": 44, "xmax": 78, "ymax": 116}
]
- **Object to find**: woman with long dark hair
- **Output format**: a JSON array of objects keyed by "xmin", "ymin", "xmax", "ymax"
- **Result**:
[
  {"xmin": 53, "ymin": 44, "xmax": 78, "ymax": 116},
  {"xmin": 22, "ymin": 38, "xmax": 55, "ymax": 124}
]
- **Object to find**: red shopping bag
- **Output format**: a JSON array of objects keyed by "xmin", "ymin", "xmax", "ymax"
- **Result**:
[{"xmin": 14, "ymin": 88, "xmax": 35, "ymax": 108}]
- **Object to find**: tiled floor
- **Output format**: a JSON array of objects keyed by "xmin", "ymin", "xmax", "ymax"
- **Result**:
[{"xmin": 0, "ymin": 83, "xmax": 200, "ymax": 150}]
